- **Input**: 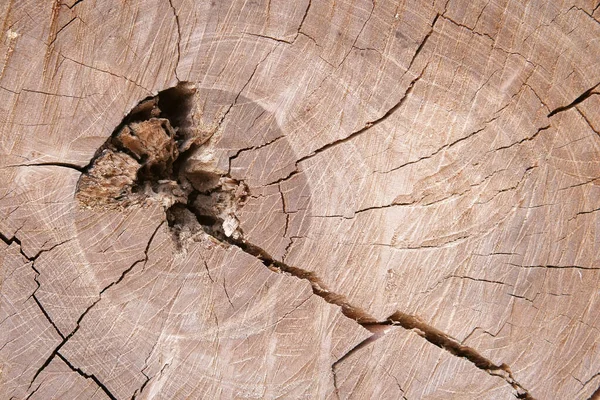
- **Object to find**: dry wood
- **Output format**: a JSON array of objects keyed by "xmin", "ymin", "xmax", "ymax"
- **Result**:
[{"xmin": 1, "ymin": 0, "xmax": 600, "ymax": 399}]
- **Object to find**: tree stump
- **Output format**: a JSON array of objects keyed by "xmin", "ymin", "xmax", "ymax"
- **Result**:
[{"xmin": 1, "ymin": 0, "xmax": 599, "ymax": 399}]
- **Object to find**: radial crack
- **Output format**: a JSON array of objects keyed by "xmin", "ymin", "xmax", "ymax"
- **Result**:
[
  {"xmin": 278, "ymin": 62, "xmax": 428, "ymax": 183},
  {"xmin": 386, "ymin": 311, "xmax": 535, "ymax": 399},
  {"xmin": 489, "ymin": 125, "xmax": 551, "ymax": 153},
  {"xmin": 28, "ymin": 222, "xmax": 162, "ymax": 389},
  {"xmin": 296, "ymin": 0, "xmax": 312, "ymax": 39},
  {"xmin": 262, "ymin": 63, "xmax": 428, "ymax": 187},
  {"xmin": 59, "ymin": 54, "xmax": 151, "ymax": 93},
  {"xmin": 48, "ymin": 16, "xmax": 79, "ymax": 47},
  {"xmin": 406, "ymin": 13, "xmax": 440, "ymax": 71},
  {"xmin": 168, "ymin": 0, "xmax": 182, "ymax": 81},
  {"xmin": 338, "ymin": 0, "xmax": 375, "ymax": 67},
  {"xmin": 508, "ymin": 263, "xmax": 600, "ymax": 270},
  {"xmin": 5, "ymin": 162, "xmax": 84, "ymax": 172},
  {"xmin": 548, "ymin": 81, "xmax": 600, "ymax": 117},
  {"xmin": 172, "ymin": 187, "xmax": 535, "ymax": 399},
  {"xmin": 0, "ymin": 231, "xmax": 22, "ymax": 247},
  {"xmin": 56, "ymin": 352, "xmax": 117, "ymax": 400},
  {"xmin": 222, "ymin": 236, "xmax": 377, "ymax": 323},
  {"xmin": 218, "ymin": 49, "xmax": 274, "ymax": 128}
]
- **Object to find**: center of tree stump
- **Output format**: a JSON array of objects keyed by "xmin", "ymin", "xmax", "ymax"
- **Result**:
[{"xmin": 76, "ymin": 82, "xmax": 249, "ymax": 242}]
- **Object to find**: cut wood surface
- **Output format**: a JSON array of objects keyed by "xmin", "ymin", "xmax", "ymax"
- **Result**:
[{"xmin": 1, "ymin": 0, "xmax": 600, "ymax": 399}]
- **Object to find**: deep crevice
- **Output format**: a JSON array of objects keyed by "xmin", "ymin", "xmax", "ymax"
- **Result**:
[
  {"xmin": 587, "ymin": 380, "xmax": 600, "ymax": 400},
  {"xmin": 167, "ymin": 201, "xmax": 375, "ymax": 323},
  {"xmin": 296, "ymin": 0, "xmax": 312, "ymax": 39},
  {"xmin": 66, "ymin": 0, "xmax": 86, "ymax": 10},
  {"xmin": 31, "ymin": 293, "xmax": 65, "ymax": 340},
  {"xmin": 172, "ymin": 196, "xmax": 535, "ymax": 398}
]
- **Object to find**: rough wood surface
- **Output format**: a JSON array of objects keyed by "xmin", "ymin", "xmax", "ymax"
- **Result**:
[{"xmin": 1, "ymin": 0, "xmax": 600, "ymax": 399}]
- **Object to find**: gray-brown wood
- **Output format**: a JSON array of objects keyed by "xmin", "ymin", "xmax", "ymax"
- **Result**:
[{"xmin": 1, "ymin": 0, "xmax": 600, "ymax": 399}]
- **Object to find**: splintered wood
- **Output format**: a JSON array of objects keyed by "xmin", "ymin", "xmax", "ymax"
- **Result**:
[{"xmin": 1, "ymin": 0, "xmax": 599, "ymax": 399}]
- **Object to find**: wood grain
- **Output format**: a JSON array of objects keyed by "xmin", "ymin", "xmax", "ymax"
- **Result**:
[{"xmin": 1, "ymin": 0, "xmax": 599, "ymax": 399}]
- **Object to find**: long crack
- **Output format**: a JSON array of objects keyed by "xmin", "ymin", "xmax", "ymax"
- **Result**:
[
  {"xmin": 170, "ymin": 187, "xmax": 536, "ymax": 398},
  {"xmin": 73, "ymin": 81, "xmax": 536, "ymax": 399},
  {"xmin": 262, "ymin": 62, "xmax": 429, "ymax": 187}
]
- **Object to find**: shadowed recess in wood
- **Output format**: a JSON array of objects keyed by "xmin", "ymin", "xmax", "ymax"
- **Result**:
[{"xmin": 77, "ymin": 81, "xmax": 250, "ymax": 238}]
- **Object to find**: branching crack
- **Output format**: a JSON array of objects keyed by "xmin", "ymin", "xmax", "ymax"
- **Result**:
[
  {"xmin": 338, "ymin": 0, "xmax": 375, "ymax": 67},
  {"xmin": 439, "ymin": 14, "xmax": 495, "ymax": 42},
  {"xmin": 308, "ymin": 64, "xmax": 426, "ymax": 158},
  {"xmin": 30, "ymin": 266, "xmax": 67, "ymax": 339},
  {"xmin": 66, "ymin": 0, "xmax": 86, "ymax": 10},
  {"xmin": 170, "ymin": 206, "xmax": 534, "ymax": 397},
  {"xmin": 27, "ymin": 239, "xmax": 73, "ymax": 341},
  {"xmin": 48, "ymin": 16, "xmax": 79, "ymax": 47},
  {"xmin": 243, "ymin": 0, "xmax": 312, "ymax": 45},
  {"xmin": 296, "ymin": 0, "xmax": 312, "ymax": 39},
  {"xmin": 207, "ymin": 233, "xmax": 377, "ymax": 323},
  {"xmin": 219, "ymin": 49, "xmax": 274, "ymax": 131},
  {"xmin": 0, "ymin": 231, "xmax": 22, "ymax": 248},
  {"xmin": 228, "ymin": 135, "xmax": 285, "ymax": 172},
  {"xmin": 131, "ymin": 363, "xmax": 170, "ymax": 400},
  {"xmin": 27, "ymin": 222, "xmax": 162, "ymax": 395}
]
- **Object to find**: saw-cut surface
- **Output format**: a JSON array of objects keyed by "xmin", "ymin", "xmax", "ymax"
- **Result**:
[{"xmin": 1, "ymin": 0, "xmax": 600, "ymax": 399}]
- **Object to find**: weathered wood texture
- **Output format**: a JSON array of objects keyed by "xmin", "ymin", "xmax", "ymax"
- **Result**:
[{"xmin": 1, "ymin": 0, "xmax": 600, "ymax": 399}]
